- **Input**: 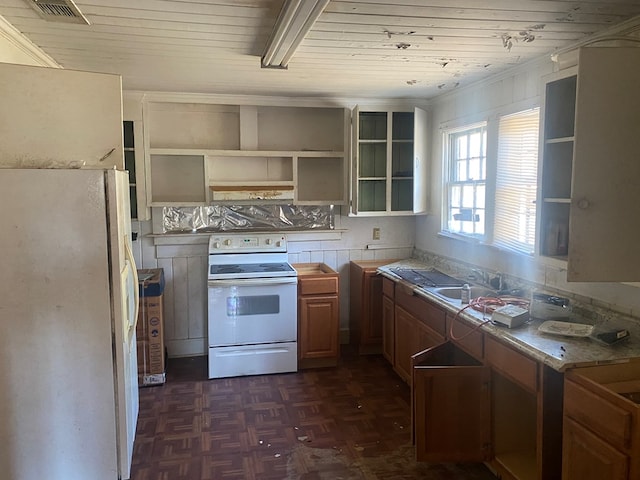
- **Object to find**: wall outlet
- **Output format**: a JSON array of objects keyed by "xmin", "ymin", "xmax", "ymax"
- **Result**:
[{"xmin": 372, "ymin": 227, "xmax": 381, "ymax": 240}]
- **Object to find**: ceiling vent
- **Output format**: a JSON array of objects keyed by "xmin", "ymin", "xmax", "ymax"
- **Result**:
[{"xmin": 25, "ymin": 0, "xmax": 90, "ymax": 25}]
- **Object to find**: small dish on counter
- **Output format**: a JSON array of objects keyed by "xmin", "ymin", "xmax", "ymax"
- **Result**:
[{"xmin": 538, "ymin": 320, "xmax": 594, "ymax": 337}]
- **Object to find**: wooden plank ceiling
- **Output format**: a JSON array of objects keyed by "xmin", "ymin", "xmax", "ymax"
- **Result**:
[{"xmin": 1, "ymin": 0, "xmax": 640, "ymax": 98}]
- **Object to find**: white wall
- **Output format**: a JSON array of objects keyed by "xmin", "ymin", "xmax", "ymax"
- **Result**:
[{"xmin": 416, "ymin": 55, "xmax": 640, "ymax": 318}]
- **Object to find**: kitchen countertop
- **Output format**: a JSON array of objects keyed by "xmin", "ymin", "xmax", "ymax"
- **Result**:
[{"xmin": 378, "ymin": 259, "xmax": 640, "ymax": 371}]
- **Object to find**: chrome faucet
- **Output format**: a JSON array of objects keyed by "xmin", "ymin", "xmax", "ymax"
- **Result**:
[
  {"xmin": 470, "ymin": 269, "xmax": 488, "ymax": 285},
  {"xmin": 490, "ymin": 273, "xmax": 505, "ymax": 291}
]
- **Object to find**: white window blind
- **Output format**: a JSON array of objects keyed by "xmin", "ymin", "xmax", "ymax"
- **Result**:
[{"xmin": 494, "ymin": 108, "xmax": 540, "ymax": 254}]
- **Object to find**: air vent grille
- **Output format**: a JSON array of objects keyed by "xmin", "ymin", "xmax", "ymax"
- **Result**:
[{"xmin": 26, "ymin": 0, "xmax": 90, "ymax": 24}]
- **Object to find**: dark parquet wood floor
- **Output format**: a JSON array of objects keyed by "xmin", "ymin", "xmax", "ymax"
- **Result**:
[{"xmin": 131, "ymin": 348, "xmax": 497, "ymax": 480}]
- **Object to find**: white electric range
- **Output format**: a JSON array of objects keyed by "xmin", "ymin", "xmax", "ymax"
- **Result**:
[{"xmin": 207, "ymin": 233, "xmax": 298, "ymax": 379}]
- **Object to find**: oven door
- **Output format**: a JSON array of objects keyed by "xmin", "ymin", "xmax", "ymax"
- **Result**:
[{"xmin": 208, "ymin": 277, "xmax": 297, "ymax": 346}]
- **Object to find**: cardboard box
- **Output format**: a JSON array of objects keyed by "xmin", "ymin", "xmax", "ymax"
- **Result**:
[
  {"xmin": 137, "ymin": 268, "xmax": 166, "ymax": 386},
  {"xmin": 138, "ymin": 268, "xmax": 165, "ymax": 297},
  {"xmin": 137, "ymin": 294, "xmax": 165, "ymax": 385}
]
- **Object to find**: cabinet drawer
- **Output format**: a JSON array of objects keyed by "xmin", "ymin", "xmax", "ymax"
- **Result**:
[
  {"xmin": 564, "ymin": 378, "xmax": 632, "ymax": 451},
  {"xmin": 395, "ymin": 287, "xmax": 445, "ymax": 336},
  {"xmin": 486, "ymin": 336, "xmax": 538, "ymax": 393},
  {"xmin": 382, "ymin": 277, "xmax": 395, "ymax": 299},
  {"xmin": 562, "ymin": 416, "xmax": 630, "ymax": 480},
  {"xmin": 446, "ymin": 314, "xmax": 484, "ymax": 360},
  {"xmin": 299, "ymin": 276, "xmax": 338, "ymax": 295}
]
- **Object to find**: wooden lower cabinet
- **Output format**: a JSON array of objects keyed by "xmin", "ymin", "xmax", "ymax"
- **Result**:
[
  {"xmin": 563, "ymin": 417, "xmax": 629, "ymax": 480},
  {"xmin": 388, "ymin": 283, "xmax": 446, "ymax": 385},
  {"xmin": 487, "ymin": 337, "xmax": 564, "ymax": 480},
  {"xmin": 412, "ymin": 333, "xmax": 563, "ymax": 480},
  {"xmin": 293, "ymin": 263, "xmax": 339, "ymax": 369},
  {"xmin": 349, "ymin": 260, "xmax": 395, "ymax": 354},
  {"xmin": 394, "ymin": 305, "xmax": 442, "ymax": 384},
  {"xmin": 412, "ymin": 342, "xmax": 490, "ymax": 462},
  {"xmin": 382, "ymin": 295, "xmax": 394, "ymax": 364},
  {"xmin": 381, "ymin": 276, "xmax": 566, "ymax": 480},
  {"xmin": 562, "ymin": 362, "xmax": 640, "ymax": 480},
  {"xmin": 299, "ymin": 295, "xmax": 339, "ymax": 360}
]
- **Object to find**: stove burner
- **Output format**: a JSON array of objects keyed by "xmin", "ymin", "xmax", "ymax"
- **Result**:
[
  {"xmin": 209, "ymin": 262, "xmax": 296, "ymax": 277},
  {"xmin": 217, "ymin": 267, "xmax": 242, "ymax": 274}
]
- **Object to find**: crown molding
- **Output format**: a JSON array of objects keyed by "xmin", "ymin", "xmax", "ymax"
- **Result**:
[{"xmin": 0, "ymin": 15, "xmax": 60, "ymax": 68}]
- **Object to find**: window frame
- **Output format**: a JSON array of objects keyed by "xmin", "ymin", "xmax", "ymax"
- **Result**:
[
  {"xmin": 442, "ymin": 121, "xmax": 488, "ymax": 241},
  {"xmin": 440, "ymin": 103, "xmax": 541, "ymax": 256}
]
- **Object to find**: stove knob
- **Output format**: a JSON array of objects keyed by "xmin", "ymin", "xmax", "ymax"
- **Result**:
[
  {"xmin": 213, "ymin": 241, "xmax": 220, "ymax": 249},
  {"xmin": 265, "ymin": 238, "xmax": 272, "ymax": 245},
  {"xmin": 276, "ymin": 240, "xmax": 282, "ymax": 247},
  {"xmin": 224, "ymin": 239, "xmax": 232, "ymax": 246}
]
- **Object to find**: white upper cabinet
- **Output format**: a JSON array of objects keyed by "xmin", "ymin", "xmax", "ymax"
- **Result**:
[
  {"xmin": 351, "ymin": 107, "xmax": 428, "ymax": 216},
  {"xmin": 143, "ymin": 100, "xmax": 348, "ymax": 206},
  {"xmin": 0, "ymin": 63, "xmax": 123, "ymax": 170},
  {"xmin": 569, "ymin": 47, "xmax": 640, "ymax": 282},
  {"xmin": 539, "ymin": 47, "xmax": 640, "ymax": 282}
]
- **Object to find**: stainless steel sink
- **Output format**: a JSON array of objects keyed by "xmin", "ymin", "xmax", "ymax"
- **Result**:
[{"xmin": 433, "ymin": 286, "xmax": 496, "ymax": 300}]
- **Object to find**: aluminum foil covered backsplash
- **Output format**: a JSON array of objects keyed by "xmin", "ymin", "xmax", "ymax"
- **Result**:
[{"xmin": 161, "ymin": 205, "xmax": 334, "ymax": 233}]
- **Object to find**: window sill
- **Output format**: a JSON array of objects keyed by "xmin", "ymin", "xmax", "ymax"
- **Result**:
[
  {"xmin": 438, "ymin": 230, "xmax": 535, "ymax": 258},
  {"xmin": 437, "ymin": 230, "xmax": 484, "ymax": 244}
]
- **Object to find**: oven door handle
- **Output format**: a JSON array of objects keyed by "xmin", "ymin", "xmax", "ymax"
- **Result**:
[{"xmin": 208, "ymin": 277, "xmax": 298, "ymax": 287}]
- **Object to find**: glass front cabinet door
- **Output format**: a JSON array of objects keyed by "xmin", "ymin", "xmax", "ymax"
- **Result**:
[{"xmin": 351, "ymin": 107, "xmax": 428, "ymax": 216}]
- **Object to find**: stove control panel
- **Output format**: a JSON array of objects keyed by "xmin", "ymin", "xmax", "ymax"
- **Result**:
[{"xmin": 208, "ymin": 234, "xmax": 287, "ymax": 253}]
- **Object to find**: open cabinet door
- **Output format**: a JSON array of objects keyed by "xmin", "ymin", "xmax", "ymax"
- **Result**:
[
  {"xmin": 412, "ymin": 107, "xmax": 428, "ymax": 214},
  {"xmin": 0, "ymin": 63, "xmax": 124, "ymax": 170},
  {"xmin": 412, "ymin": 341, "xmax": 490, "ymax": 463},
  {"xmin": 568, "ymin": 47, "xmax": 640, "ymax": 281},
  {"xmin": 350, "ymin": 105, "xmax": 360, "ymax": 215}
]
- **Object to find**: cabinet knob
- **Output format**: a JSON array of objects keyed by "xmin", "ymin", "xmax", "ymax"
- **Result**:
[{"xmin": 577, "ymin": 198, "xmax": 590, "ymax": 210}]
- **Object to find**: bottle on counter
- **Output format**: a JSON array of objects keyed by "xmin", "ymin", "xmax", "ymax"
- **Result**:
[{"xmin": 461, "ymin": 283, "xmax": 471, "ymax": 304}]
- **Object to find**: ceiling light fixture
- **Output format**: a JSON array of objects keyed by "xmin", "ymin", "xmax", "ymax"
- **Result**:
[{"xmin": 261, "ymin": 0, "xmax": 329, "ymax": 69}]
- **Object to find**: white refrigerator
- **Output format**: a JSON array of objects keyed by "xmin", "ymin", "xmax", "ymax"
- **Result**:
[{"xmin": 0, "ymin": 168, "xmax": 140, "ymax": 480}]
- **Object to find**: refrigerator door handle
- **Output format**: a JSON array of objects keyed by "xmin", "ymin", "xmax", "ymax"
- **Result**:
[{"xmin": 124, "ymin": 239, "xmax": 139, "ymax": 332}]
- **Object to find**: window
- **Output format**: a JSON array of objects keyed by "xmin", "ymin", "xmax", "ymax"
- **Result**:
[
  {"xmin": 444, "ymin": 124, "xmax": 487, "ymax": 238},
  {"xmin": 442, "ymin": 108, "xmax": 540, "ymax": 254},
  {"xmin": 494, "ymin": 108, "xmax": 540, "ymax": 254}
]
